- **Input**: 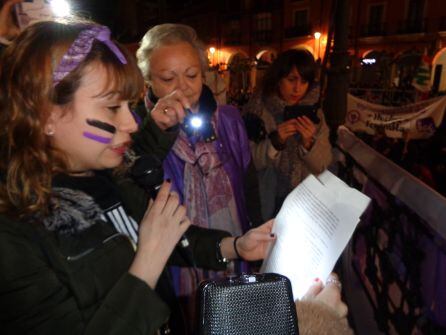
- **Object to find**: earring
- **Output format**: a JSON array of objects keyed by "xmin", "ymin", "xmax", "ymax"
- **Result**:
[{"xmin": 45, "ymin": 125, "xmax": 55, "ymax": 136}]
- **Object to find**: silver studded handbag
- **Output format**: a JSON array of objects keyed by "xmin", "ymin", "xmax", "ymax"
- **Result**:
[{"xmin": 198, "ymin": 273, "xmax": 299, "ymax": 335}]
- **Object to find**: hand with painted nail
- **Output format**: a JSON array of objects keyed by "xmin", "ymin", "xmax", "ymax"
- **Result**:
[
  {"xmin": 150, "ymin": 90, "xmax": 190, "ymax": 130},
  {"xmin": 220, "ymin": 219, "xmax": 276, "ymax": 261},
  {"xmin": 302, "ymin": 273, "xmax": 348, "ymax": 318},
  {"xmin": 129, "ymin": 180, "xmax": 191, "ymax": 289}
]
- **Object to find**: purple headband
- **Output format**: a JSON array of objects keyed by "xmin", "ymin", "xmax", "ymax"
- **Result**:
[{"xmin": 53, "ymin": 25, "xmax": 127, "ymax": 86}]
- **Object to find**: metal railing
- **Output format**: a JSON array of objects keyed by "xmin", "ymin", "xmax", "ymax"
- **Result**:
[{"xmin": 336, "ymin": 127, "xmax": 446, "ymax": 334}]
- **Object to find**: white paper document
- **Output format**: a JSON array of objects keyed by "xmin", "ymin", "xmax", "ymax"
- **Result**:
[{"xmin": 260, "ymin": 170, "xmax": 371, "ymax": 300}]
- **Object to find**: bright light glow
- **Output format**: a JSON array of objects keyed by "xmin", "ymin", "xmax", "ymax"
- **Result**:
[
  {"xmin": 209, "ymin": 47, "xmax": 216, "ymax": 54},
  {"xmin": 362, "ymin": 58, "xmax": 376, "ymax": 65},
  {"xmin": 314, "ymin": 32, "xmax": 321, "ymax": 39},
  {"xmin": 190, "ymin": 116, "xmax": 203, "ymax": 129},
  {"xmin": 50, "ymin": 0, "xmax": 71, "ymax": 18}
]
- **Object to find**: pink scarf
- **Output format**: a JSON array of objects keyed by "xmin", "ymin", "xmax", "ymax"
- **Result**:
[
  {"xmin": 171, "ymin": 112, "xmax": 242, "ymax": 332},
  {"xmin": 172, "ymin": 112, "xmax": 241, "ymax": 235}
]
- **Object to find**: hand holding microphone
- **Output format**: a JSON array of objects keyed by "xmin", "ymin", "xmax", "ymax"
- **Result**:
[
  {"xmin": 130, "ymin": 180, "xmax": 191, "ymax": 289},
  {"xmin": 130, "ymin": 153, "xmax": 190, "ymax": 249}
]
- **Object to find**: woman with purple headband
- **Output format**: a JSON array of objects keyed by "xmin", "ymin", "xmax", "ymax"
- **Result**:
[{"xmin": 0, "ymin": 20, "xmax": 276, "ymax": 334}]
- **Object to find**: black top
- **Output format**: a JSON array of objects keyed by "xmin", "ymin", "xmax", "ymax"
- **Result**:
[{"xmin": 54, "ymin": 172, "xmax": 188, "ymax": 334}]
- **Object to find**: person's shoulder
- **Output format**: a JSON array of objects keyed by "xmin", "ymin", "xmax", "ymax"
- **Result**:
[
  {"xmin": 242, "ymin": 91, "xmax": 264, "ymax": 115},
  {"xmin": 315, "ymin": 107, "xmax": 329, "ymax": 125},
  {"xmin": 217, "ymin": 105, "xmax": 244, "ymax": 123},
  {"xmin": 0, "ymin": 212, "xmax": 39, "ymax": 233},
  {"xmin": 0, "ymin": 214, "xmax": 35, "ymax": 249},
  {"xmin": 218, "ymin": 104, "xmax": 240, "ymax": 117},
  {"xmin": 0, "ymin": 213, "xmax": 21, "ymax": 231}
]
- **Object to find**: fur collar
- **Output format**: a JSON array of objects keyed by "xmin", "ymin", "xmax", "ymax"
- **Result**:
[{"xmin": 35, "ymin": 187, "xmax": 104, "ymax": 235}]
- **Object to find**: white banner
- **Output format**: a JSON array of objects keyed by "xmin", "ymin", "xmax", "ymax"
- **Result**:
[{"xmin": 345, "ymin": 94, "xmax": 446, "ymax": 139}]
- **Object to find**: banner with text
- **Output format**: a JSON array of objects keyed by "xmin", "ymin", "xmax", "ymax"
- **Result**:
[{"xmin": 345, "ymin": 94, "xmax": 446, "ymax": 139}]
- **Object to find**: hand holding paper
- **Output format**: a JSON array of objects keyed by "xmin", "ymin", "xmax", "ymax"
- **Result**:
[{"xmin": 260, "ymin": 170, "xmax": 370, "ymax": 300}]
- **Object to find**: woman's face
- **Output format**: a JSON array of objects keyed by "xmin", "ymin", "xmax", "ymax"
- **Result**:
[
  {"xmin": 149, "ymin": 41, "xmax": 203, "ymax": 109},
  {"xmin": 49, "ymin": 63, "xmax": 138, "ymax": 173},
  {"xmin": 278, "ymin": 66, "xmax": 309, "ymax": 106}
]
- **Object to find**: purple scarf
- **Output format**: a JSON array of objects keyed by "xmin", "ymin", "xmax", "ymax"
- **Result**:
[{"xmin": 164, "ymin": 104, "xmax": 252, "ymax": 233}]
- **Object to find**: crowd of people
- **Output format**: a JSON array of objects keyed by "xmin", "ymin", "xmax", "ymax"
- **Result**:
[{"xmin": 0, "ymin": 1, "xmax": 351, "ymax": 334}]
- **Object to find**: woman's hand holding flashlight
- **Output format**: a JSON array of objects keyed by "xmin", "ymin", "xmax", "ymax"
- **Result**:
[{"xmin": 150, "ymin": 90, "xmax": 191, "ymax": 130}]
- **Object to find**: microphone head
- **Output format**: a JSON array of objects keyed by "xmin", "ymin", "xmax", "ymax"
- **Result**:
[{"xmin": 131, "ymin": 154, "xmax": 164, "ymax": 198}]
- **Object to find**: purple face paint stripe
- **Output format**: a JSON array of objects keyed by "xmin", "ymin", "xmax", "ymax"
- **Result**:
[
  {"xmin": 86, "ymin": 118, "xmax": 116, "ymax": 134},
  {"xmin": 83, "ymin": 132, "xmax": 112, "ymax": 144},
  {"xmin": 131, "ymin": 110, "xmax": 142, "ymax": 126}
]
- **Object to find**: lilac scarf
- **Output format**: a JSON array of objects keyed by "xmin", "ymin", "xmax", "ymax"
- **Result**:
[
  {"xmin": 163, "ymin": 105, "xmax": 251, "ymax": 332},
  {"xmin": 172, "ymin": 113, "xmax": 241, "ymax": 234}
]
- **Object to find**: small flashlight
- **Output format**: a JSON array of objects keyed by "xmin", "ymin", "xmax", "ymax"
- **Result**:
[
  {"xmin": 183, "ymin": 108, "xmax": 217, "ymax": 142},
  {"xmin": 190, "ymin": 116, "xmax": 203, "ymax": 129},
  {"xmin": 184, "ymin": 108, "xmax": 203, "ymax": 130}
]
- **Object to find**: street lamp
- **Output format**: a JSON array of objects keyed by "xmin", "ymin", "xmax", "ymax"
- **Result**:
[
  {"xmin": 314, "ymin": 32, "xmax": 321, "ymax": 60},
  {"xmin": 209, "ymin": 47, "xmax": 216, "ymax": 66}
]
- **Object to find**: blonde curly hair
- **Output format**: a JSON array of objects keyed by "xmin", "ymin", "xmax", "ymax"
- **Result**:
[{"xmin": 136, "ymin": 23, "xmax": 208, "ymax": 82}]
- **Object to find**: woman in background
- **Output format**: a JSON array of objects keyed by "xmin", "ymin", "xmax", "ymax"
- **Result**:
[{"xmin": 243, "ymin": 49, "xmax": 333, "ymax": 220}]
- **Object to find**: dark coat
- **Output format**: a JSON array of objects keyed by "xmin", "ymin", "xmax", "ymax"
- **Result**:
[
  {"xmin": 0, "ymin": 175, "xmax": 229, "ymax": 335},
  {"xmin": 0, "ymin": 109, "xmax": 229, "ymax": 334}
]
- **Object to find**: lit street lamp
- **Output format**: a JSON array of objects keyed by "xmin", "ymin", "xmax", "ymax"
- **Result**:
[
  {"xmin": 314, "ymin": 31, "xmax": 321, "ymax": 60},
  {"xmin": 209, "ymin": 47, "xmax": 216, "ymax": 66}
]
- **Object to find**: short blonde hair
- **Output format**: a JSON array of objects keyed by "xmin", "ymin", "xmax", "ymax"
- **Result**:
[{"xmin": 136, "ymin": 23, "xmax": 208, "ymax": 82}]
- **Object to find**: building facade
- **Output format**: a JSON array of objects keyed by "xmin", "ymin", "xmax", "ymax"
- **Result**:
[{"xmin": 119, "ymin": 0, "xmax": 446, "ymax": 98}]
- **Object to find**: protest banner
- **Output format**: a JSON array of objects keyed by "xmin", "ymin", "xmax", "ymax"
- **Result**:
[{"xmin": 345, "ymin": 94, "xmax": 446, "ymax": 139}]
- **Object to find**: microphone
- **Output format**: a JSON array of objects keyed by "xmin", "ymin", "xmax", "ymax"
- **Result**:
[
  {"xmin": 130, "ymin": 154, "xmax": 190, "ymax": 249},
  {"xmin": 130, "ymin": 154, "xmax": 164, "ymax": 200}
]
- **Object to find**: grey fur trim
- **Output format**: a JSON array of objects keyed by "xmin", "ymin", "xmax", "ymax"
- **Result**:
[{"xmin": 40, "ymin": 187, "xmax": 104, "ymax": 234}]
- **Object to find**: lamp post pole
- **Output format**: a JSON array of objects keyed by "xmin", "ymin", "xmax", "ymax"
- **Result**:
[
  {"xmin": 323, "ymin": 0, "xmax": 350, "ymax": 144},
  {"xmin": 319, "ymin": 38, "xmax": 322, "ymax": 60}
]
